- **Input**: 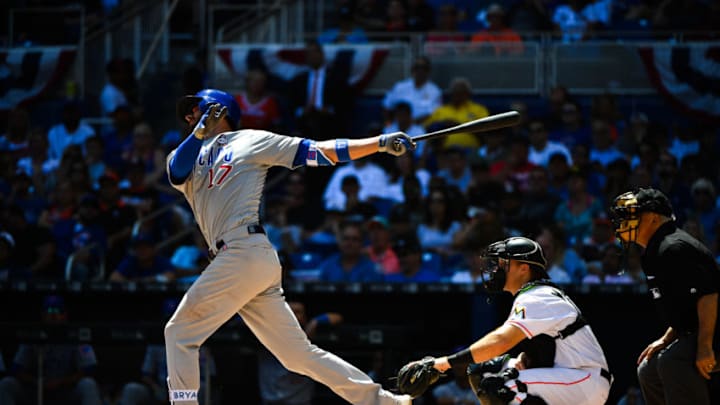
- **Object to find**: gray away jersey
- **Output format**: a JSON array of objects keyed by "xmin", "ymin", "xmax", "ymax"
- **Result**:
[{"xmin": 167, "ymin": 130, "xmax": 303, "ymax": 246}]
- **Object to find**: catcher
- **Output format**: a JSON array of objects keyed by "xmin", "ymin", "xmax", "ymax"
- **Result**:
[{"xmin": 396, "ymin": 237, "xmax": 611, "ymax": 405}]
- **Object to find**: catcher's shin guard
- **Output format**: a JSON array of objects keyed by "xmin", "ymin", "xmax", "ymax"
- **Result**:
[
  {"xmin": 467, "ymin": 355, "xmax": 510, "ymax": 396},
  {"xmin": 520, "ymin": 394, "xmax": 549, "ymax": 404},
  {"xmin": 469, "ymin": 366, "xmax": 520, "ymax": 405}
]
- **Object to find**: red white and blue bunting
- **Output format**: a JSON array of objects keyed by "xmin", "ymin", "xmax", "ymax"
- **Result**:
[
  {"xmin": 0, "ymin": 47, "xmax": 76, "ymax": 110},
  {"xmin": 215, "ymin": 44, "xmax": 390, "ymax": 90},
  {"xmin": 639, "ymin": 44, "xmax": 720, "ymax": 121}
]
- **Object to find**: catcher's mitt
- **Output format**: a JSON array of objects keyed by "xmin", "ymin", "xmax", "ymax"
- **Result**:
[{"xmin": 396, "ymin": 357, "xmax": 442, "ymax": 398}]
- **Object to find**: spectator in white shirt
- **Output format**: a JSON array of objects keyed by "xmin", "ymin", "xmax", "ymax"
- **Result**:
[
  {"xmin": 535, "ymin": 226, "xmax": 573, "ymax": 284},
  {"xmin": 582, "ymin": 0, "xmax": 613, "ymax": 27},
  {"xmin": 418, "ymin": 187, "xmax": 463, "ymax": 256},
  {"xmin": 552, "ymin": 0, "xmax": 594, "ymax": 42},
  {"xmin": 589, "ymin": 119, "xmax": 625, "ymax": 169},
  {"xmin": 385, "ymin": 153, "xmax": 431, "ymax": 203},
  {"xmin": 449, "ymin": 250, "xmax": 486, "ymax": 284},
  {"xmin": 47, "ymin": 101, "xmax": 95, "ymax": 160},
  {"xmin": 383, "ymin": 101, "xmax": 427, "ymax": 160},
  {"xmin": 437, "ymin": 146, "xmax": 473, "ymax": 194},
  {"xmin": 17, "ymin": 129, "xmax": 59, "ymax": 179},
  {"xmin": 668, "ymin": 129, "xmax": 700, "ymax": 164},
  {"xmin": 100, "ymin": 59, "xmax": 132, "ymax": 117},
  {"xmin": 527, "ymin": 119, "xmax": 572, "ymax": 167},
  {"xmin": 382, "ymin": 56, "xmax": 442, "ymax": 123},
  {"xmin": 323, "ymin": 159, "xmax": 390, "ymax": 211},
  {"xmin": 582, "ymin": 243, "xmax": 634, "ymax": 284}
]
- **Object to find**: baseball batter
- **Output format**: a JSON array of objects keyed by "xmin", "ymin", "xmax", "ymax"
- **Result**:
[
  {"xmin": 164, "ymin": 89, "xmax": 415, "ymax": 405},
  {"xmin": 399, "ymin": 237, "xmax": 611, "ymax": 405}
]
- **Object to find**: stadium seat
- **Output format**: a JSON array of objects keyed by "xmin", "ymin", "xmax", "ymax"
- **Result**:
[
  {"xmin": 290, "ymin": 252, "xmax": 325, "ymax": 270},
  {"xmin": 421, "ymin": 251, "xmax": 443, "ymax": 273}
]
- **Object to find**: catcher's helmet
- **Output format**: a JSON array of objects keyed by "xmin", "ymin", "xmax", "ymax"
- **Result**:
[
  {"xmin": 485, "ymin": 237, "xmax": 547, "ymax": 270},
  {"xmin": 176, "ymin": 88, "xmax": 242, "ymax": 128},
  {"xmin": 481, "ymin": 237, "xmax": 548, "ymax": 293}
]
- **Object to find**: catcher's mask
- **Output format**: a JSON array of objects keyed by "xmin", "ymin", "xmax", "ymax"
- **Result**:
[
  {"xmin": 610, "ymin": 187, "xmax": 674, "ymax": 250},
  {"xmin": 176, "ymin": 88, "xmax": 242, "ymax": 130},
  {"xmin": 480, "ymin": 237, "xmax": 548, "ymax": 293}
]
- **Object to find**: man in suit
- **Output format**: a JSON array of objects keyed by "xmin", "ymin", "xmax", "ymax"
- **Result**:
[
  {"xmin": 290, "ymin": 40, "xmax": 352, "ymax": 141},
  {"xmin": 289, "ymin": 40, "xmax": 354, "ymax": 197}
]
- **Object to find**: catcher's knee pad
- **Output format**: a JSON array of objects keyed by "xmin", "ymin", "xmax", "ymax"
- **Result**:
[
  {"xmin": 476, "ymin": 392, "xmax": 514, "ymax": 405},
  {"xmin": 467, "ymin": 354, "xmax": 510, "ymax": 391},
  {"xmin": 470, "ymin": 367, "xmax": 520, "ymax": 405}
]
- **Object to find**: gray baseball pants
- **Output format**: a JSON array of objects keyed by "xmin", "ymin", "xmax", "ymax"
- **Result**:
[
  {"xmin": 637, "ymin": 333, "xmax": 711, "ymax": 405},
  {"xmin": 164, "ymin": 233, "xmax": 404, "ymax": 405}
]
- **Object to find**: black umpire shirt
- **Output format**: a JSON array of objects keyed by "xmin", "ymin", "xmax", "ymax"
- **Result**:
[{"xmin": 641, "ymin": 221, "xmax": 720, "ymax": 335}]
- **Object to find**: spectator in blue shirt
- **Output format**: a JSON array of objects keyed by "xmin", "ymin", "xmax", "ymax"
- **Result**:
[
  {"xmin": 109, "ymin": 232, "xmax": 176, "ymax": 283},
  {"xmin": 549, "ymin": 101, "xmax": 591, "ymax": 148},
  {"xmin": 52, "ymin": 193, "xmax": 107, "ymax": 280},
  {"xmin": 318, "ymin": 221, "xmax": 381, "ymax": 282},
  {"xmin": 385, "ymin": 235, "xmax": 441, "ymax": 283},
  {"xmin": 318, "ymin": 5, "xmax": 369, "ymax": 44}
]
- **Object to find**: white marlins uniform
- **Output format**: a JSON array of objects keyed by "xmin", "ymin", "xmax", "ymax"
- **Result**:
[
  {"xmin": 164, "ymin": 130, "xmax": 407, "ymax": 405},
  {"xmin": 503, "ymin": 284, "xmax": 610, "ymax": 405}
]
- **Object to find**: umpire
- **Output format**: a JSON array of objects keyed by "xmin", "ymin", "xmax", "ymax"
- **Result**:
[{"xmin": 611, "ymin": 187, "xmax": 719, "ymax": 404}]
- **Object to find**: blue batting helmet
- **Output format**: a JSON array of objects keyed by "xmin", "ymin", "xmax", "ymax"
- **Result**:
[{"xmin": 176, "ymin": 88, "xmax": 242, "ymax": 128}]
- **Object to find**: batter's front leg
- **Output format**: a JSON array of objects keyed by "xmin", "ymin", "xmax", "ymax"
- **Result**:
[
  {"xmin": 164, "ymin": 253, "xmax": 269, "ymax": 404},
  {"xmin": 239, "ymin": 285, "xmax": 411, "ymax": 405}
]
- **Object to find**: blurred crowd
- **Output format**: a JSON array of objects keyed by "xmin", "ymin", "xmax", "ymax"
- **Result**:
[
  {"xmin": 6, "ymin": 0, "xmax": 720, "ymax": 50},
  {"xmin": 315, "ymin": 0, "xmax": 720, "ymax": 44},
  {"xmin": 0, "ymin": 1, "xmax": 719, "ymax": 292}
]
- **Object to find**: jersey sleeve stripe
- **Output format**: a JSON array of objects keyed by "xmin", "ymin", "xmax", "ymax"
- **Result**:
[
  {"xmin": 507, "ymin": 320, "xmax": 534, "ymax": 338},
  {"xmin": 292, "ymin": 139, "xmax": 311, "ymax": 168}
]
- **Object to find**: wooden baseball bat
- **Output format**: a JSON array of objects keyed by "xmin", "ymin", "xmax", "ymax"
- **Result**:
[{"xmin": 412, "ymin": 111, "xmax": 521, "ymax": 142}]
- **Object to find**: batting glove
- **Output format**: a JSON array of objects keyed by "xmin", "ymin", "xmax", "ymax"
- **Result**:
[
  {"xmin": 193, "ymin": 103, "xmax": 227, "ymax": 140},
  {"xmin": 378, "ymin": 132, "xmax": 416, "ymax": 156}
]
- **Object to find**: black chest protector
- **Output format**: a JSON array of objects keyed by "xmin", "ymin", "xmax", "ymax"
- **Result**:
[{"xmin": 513, "ymin": 280, "xmax": 588, "ymax": 368}]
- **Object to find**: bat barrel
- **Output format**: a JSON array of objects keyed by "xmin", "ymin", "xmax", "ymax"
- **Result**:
[{"xmin": 412, "ymin": 111, "xmax": 521, "ymax": 142}]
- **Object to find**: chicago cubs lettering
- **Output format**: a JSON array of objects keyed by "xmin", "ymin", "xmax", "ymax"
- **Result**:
[{"xmin": 197, "ymin": 146, "xmax": 232, "ymax": 166}]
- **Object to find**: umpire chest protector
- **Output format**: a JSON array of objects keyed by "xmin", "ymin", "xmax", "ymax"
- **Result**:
[{"xmin": 513, "ymin": 280, "xmax": 588, "ymax": 368}]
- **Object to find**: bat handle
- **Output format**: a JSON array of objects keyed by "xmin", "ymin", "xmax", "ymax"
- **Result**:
[{"xmin": 392, "ymin": 139, "xmax": 403, "ymax": 153}]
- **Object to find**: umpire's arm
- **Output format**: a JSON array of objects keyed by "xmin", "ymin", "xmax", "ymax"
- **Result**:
[
  {"xmin": 696, "ymin": 292, "xmax": 718, "ymax": 379},
  {"xmin": 433, "ymin": 323, "xmax": 526, "ymax": 373}
]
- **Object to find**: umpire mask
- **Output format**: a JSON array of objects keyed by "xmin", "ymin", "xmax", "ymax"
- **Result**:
[
  {"xmin": 610, "ymin": 191, "xmax": 641, "ymax": 250},
  {"xmin": 611, "ymin": 188, "xmax": 674, "ymax": 251}
]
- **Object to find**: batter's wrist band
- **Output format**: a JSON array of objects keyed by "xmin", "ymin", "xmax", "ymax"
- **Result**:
[
  {"xmin": 378, "ymin": 135, "xmax": 388, "ymax": 151},
  {"xmin": 447, "ymin": 348, "xmax": 473, "ymax": 368},
  {"xmin": 335, "ymin": 139, "xmax": 351, "ymax": 162}
]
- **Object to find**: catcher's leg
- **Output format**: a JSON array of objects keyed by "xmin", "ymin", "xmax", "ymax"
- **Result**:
[
  {"xmin": 504, "ymin": 368, "xmax": 607, "ymax": 405},
  {"xmin": 476, "ymin": 393, "xmax": 547, "ymax": 405},
  {"xmin": 239, "ymin": 282, "xmax": 408, "ymax": 405},
  {"xmin": 165, "ymin": 247, "xmax": 277, "ymax": 404}
]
